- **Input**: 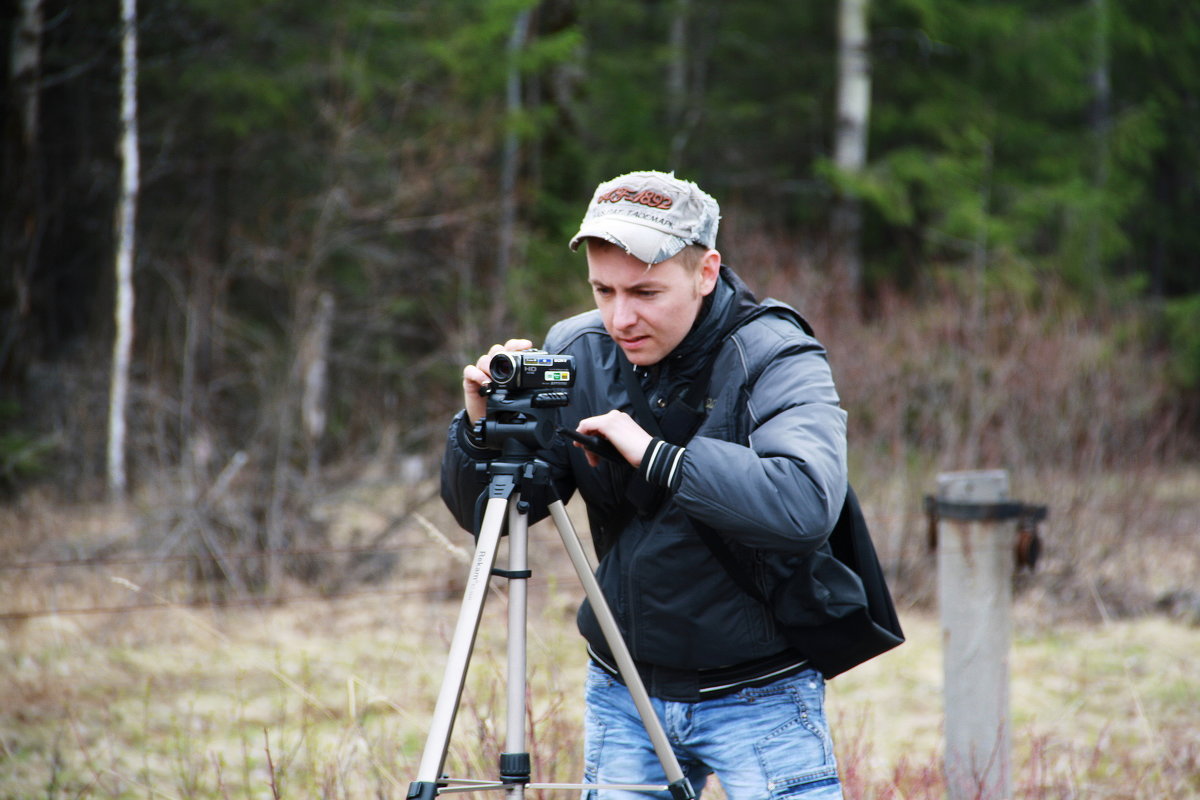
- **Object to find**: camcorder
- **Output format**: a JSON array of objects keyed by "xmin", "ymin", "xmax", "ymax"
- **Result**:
[
  {"xmin": 473, "ymin": 350, "xmax": 575, "ymax": 454},
  {"xmin": 488, "ymin": 350, "xmax": 575, "ymax": 391},
  {"xmin": 474, "ymin": 348, "xmax": 621, "ymax": 465}
]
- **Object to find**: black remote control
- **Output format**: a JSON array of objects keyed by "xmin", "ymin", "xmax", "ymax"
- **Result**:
[{"xmin": 557, "ymin": 427, "xmax": 624, "ymax": 464}]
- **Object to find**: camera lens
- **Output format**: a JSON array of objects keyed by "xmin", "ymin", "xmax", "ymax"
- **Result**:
[{"xmin": 489, "ymin": 352, "xmax": 518, "ymax": 386}]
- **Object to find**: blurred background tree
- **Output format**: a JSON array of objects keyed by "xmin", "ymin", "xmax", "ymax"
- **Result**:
[{"xmin": 1, "ymin": 0, "xmax": 1196, "ymax": 516}]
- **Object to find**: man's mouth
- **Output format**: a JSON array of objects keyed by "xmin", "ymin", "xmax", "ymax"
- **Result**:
[{"xmin": 617, "ymin": 335, "xmax": 649, "ymax": 349}]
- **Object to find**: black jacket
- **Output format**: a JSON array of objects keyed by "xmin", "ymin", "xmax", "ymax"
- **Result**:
[{"xmin": 441, "ymin": 267, "xmax": 848, "ymax": 696}]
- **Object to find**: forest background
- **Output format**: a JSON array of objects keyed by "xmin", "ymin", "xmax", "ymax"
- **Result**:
[{"xmin": 1, "ymin": 1, "xmax": 1199, "ymax": 798}]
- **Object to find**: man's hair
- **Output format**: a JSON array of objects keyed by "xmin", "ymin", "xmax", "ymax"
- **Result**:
[
  {"xmin": 585, "ymin": 238, "xmax": 710, "ymax": 272},
  {"xmin": 674, "ymin": 244, "xmax": 710, "ymax": 273}
]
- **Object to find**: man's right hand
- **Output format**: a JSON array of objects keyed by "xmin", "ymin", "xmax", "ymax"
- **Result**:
[{"xmin": 462, "ymin": 338, "xmax": 534, "ymax": 423}]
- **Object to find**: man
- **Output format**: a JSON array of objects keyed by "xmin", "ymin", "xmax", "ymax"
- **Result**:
[{"xmin": 442, "ymin": 171, "xmax": 848, "ymax": 799}]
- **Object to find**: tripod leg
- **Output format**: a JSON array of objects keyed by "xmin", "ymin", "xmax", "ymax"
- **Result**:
[
  {"xmin": 501, "ymin": 498, "xmax": 530, "ymax": 796},
  {"xmin": 548, "ymin": 500, "xmax": 697, "ymax": 800},
  {"xmin": 411, "ymin": 495, "xmax": 509, "ymax": 795}
]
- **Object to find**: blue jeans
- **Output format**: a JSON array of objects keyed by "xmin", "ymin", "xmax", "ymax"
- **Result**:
[{"xmin": 582, "ymin": 662, "xmax": 843, "ymax": 799}]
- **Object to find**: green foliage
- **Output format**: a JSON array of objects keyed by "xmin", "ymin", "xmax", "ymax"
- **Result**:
[
  {"xmin": 0, "ymin": 432, "xmax": 58, "ymax": 484},
  {"xmin": 862, "ymin": 1, "xmax": 1103, "ymax": 282},
  {"xmin": 851, "ymin": 0, "xmax": 1200, "ymax": 296},
  {"xmin": 1108, "ymin": 2, "xmax": 1200, "ymax": 295},
  {"xmin": 0, "ymin": 402, "xmax": 58, "ymax": 486},
  {"xmin": 1164, "ymin": 294, "xmax": 1200, "ymax": 391},
  {"xmin": 569, "ymin": 0, "xmax": 838, "ymax": 210},
  {"xmin": 129, "ymin": 0, "xmax": 1200, "ymax": 345},
  {"xmin": 9, "ymin": 0, "xmax": 1200, "ymax": 490},
  {"xmin": 509, "ymin": 232, "xmax": 594, "ymax": 339}
]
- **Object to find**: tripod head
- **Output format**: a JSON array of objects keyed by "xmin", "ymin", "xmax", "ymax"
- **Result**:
[
  {"xmin": 468, "ymin": 386, "xmax": 569, "ymax": 515},
  {"xmin": 472, "ymin": 386, "xmax": 569, "ymax": 458}
]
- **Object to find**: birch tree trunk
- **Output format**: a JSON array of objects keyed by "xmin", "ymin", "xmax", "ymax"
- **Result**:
[
  {"xmin": 495, "ymin": 9, "xmax": 530, "ymax": 332},
  {"xmin": 666, "ymin": 0, "xmax": 708, "ymax": 168},
  {"xmin": 301, "ymin": 291, "xmax": 334, "ymax": 480},
  {"xmin": 107, "ymin": 0, "xmax": 139, "ymax": 499},
  {"xmin": 667, "ymin": 0, "xmax": 691, "ymax": 167},
  {"xmin": 12, "ymin": 0, "xmax": 42, "ymax": 149},
  {"xmin": 832, "ymin": 0, "xmax": 870, "ymax": 297}
]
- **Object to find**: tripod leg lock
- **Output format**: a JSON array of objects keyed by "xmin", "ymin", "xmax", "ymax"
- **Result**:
[
  {"xmin": 499, "ymin": 752, "xmax": 531, "ymax": 784},
  {"xmin": 491, "ymin": 568, "xmax": 532, "ymax": 579}
]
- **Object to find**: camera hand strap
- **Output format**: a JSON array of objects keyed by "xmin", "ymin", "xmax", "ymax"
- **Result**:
[{"xmin": 617, "ymin": 354, "xmax": 663, "ymax": 439}]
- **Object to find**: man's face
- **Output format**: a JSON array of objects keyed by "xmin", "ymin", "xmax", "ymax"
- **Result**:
[{"xmin": 586, "ymin": 241, "xmax": 720, "ymax": 366}]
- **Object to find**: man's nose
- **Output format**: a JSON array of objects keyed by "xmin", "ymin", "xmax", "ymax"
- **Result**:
[{"xmin": 612, "ymin": 295, "xmax": 638, "ymax": 329}]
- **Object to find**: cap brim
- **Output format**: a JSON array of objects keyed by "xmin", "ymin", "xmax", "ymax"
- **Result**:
[{"xmin": 570, "ymin": 218, "xmax": 687, "ymax": 266}]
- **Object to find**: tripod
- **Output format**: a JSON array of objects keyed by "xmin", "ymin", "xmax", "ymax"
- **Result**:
[{"xmin": 407, "ymin": 437, "xmax": 696, "ymax": 799}]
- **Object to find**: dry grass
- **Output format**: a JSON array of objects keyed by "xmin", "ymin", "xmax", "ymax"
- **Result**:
[
  {"xmin": 2, "ymin": 480, "xmax": 1198, "ymax": 800},
  {"xmin": 830, "ymin": 613, "xmax": 1200, "ymax": 799}
]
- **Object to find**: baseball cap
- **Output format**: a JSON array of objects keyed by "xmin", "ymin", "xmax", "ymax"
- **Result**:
[{"xmin": 569, "ymin": 171, "xmax": 720, "ymax": 265}]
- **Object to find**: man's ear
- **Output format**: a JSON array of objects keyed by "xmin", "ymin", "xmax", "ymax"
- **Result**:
[{"xmin": 698, "ymin": 249, "xmax": 722, "ymax": 296}]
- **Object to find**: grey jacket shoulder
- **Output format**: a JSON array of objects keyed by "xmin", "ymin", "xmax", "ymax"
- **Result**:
[
  {"xmin": 544, "ymin": 308, "xmax": 608, "ymax": 351},
  {"xmin": 725, "ymin": 301, "xmax": 832, "ymax": 388},
  {"xmin": 734, "ymin": 297, "xmax": 820, "ymax": 347}
]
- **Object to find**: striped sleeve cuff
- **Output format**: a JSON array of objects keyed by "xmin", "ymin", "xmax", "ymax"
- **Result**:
[{"xmin": 638, "ymin": 437, "xmax": 686, "ymax": 491}]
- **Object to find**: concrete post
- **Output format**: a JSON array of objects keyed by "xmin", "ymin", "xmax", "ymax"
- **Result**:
[{"xmin": 936, "ymin": 469, "xmax": 1013, "ymax": 800}]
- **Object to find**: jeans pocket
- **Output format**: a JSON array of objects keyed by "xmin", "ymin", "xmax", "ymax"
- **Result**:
[
  {"xmin": 749, "ymin": 672, "xmax": 842, "ymax": 799},
  {"xmin": 753, "ymin": 715, "xmax": 840, "ymax": 797}
]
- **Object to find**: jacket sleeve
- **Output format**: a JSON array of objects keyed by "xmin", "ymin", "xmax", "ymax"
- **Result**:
[
  {"xmin": 439, "ymin": 410, "xmax": 495, "ymax": 534},
  {"xmin": 664, "ymin": 328, "xmax": 848, "ymax": 554}
]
